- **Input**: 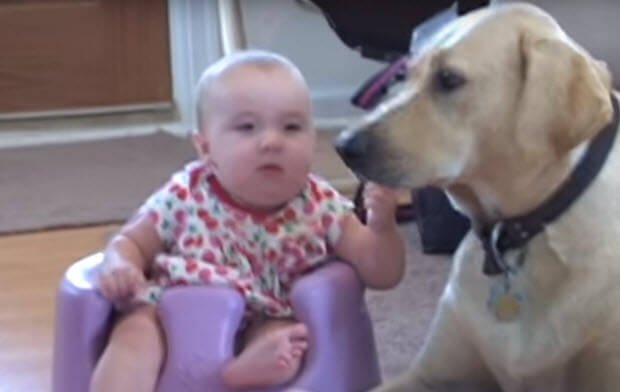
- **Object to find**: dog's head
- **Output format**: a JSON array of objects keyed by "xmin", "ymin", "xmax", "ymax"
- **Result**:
[{"xmin": 336, "ymin": 4, "xmax": 613, "ymax": 193}]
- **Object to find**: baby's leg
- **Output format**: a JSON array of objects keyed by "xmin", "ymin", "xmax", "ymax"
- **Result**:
[
  {"xmin": 222, "ymin": 318, "xmax": 309, "ymax": 389},
  {"xmin": 90, "ymin": 305, "xmax": 166, "ymax": 392}
]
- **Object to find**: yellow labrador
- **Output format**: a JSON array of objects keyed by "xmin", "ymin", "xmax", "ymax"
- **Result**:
[{"xmin": 337, "ymin": 3, "xmax": 620, "ymax": 392}]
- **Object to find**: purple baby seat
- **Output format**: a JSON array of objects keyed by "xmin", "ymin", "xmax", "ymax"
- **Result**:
[{"xmin": 53, "ymin": 253, "xmax": 381, "ymax": 392}]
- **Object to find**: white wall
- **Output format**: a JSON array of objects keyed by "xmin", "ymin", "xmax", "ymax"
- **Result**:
[{"xmin": 236, "ymin": 0, "xmax": 384, "ymax": 121}]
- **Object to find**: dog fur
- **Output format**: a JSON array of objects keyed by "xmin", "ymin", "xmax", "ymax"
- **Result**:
[{"xmin": 337, "ymin": 3, "xmax": 620, "ymax": 391}]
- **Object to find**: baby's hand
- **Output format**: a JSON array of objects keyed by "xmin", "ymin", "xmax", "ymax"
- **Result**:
[
  {"xmin": 95, "ymin": 260, "xmax": 146, "ymax": 303},
  {"xmin": 363, "ymin": 182, "xmax": 401, "ymax": 232}
]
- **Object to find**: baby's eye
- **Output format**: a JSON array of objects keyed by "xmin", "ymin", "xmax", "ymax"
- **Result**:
[
  {"xmin": 284, "ymin": 123, "xmax": 302, "ymax": 132},
  {"xmin": 235, "ymin": 122, "xmax": 255, "ymax": 132}
]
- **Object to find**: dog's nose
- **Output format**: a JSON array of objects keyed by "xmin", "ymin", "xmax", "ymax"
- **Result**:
[{"xmin": 335, "ymin": 131, "xmax": 369, "ymax": 163}]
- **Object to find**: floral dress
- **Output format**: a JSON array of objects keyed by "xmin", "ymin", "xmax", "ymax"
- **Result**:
[{"xmin": 134, "ymin": 161, "xmax": 353, "ymax": 318}]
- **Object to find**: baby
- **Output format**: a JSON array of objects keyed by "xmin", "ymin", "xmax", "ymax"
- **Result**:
[{"xmin": 91, "ymin": 49, "xmax": 406, "ymax": 392}]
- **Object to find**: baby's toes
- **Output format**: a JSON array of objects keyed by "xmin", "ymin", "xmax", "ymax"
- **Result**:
[
  {"xmin": 291, "ymin": 347, "xmax": 304, "ymax": 358},
  {"xmin": 288, "ymin": 323, "xmax": 309, "ymax": 341},
  {"xmin": 278, "ymin": 351, "xmax": 293, "ymax": 367},
  {"xmin": 292, "ymin": 340, "xmax": 307, "ymax": 355},
  {"xmin": 293, "ymin": 338, "xmax": 308, "ymax": 349}
]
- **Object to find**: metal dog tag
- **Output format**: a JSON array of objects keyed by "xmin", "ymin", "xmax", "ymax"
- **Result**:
[
  {"xmin": 493, "ymin": 292, "xmax": 521, "ymax": 322},
  {"xmin": 488, "ymin": 275, "xmax": 524, "ymax": 322}
]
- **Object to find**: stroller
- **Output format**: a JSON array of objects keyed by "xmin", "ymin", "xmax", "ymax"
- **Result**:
[{"xmin": 311, "ymin": 0, "xmax": 489, "ymax": 254}]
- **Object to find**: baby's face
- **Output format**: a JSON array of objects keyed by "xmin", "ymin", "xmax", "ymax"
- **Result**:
[{"xmin": 200, "ymin": 65, "xmax": 316, "ymax": 210}]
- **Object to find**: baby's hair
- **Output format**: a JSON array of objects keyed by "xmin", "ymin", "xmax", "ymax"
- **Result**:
[{"xmin": 194, "ymin": 49, "xmax": 306, "ymax": 133}]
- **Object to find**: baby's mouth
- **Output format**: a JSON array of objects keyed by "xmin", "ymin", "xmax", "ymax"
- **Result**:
[{"xmin": 258, "ymin": 163, "xmax": 284, "ymax": 173}]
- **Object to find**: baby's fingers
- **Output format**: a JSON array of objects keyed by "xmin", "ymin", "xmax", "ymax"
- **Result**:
[
  {"xmin": 96, "ymin": 273, "xmax": 121, "ymax": 300},
  {"xmin": 128, "ymin": 270, "xmax": 147, "ymax": 292},
  {"xmin": 96, "ymin": 268, "xmax": 142, "ymax": 301},
  {"xmin": 364, "ymin": 192, "xmax": 399, "ymax": 214},
  {"xmin": 365, "ymin": 183, "xmax": 400, "ymax": 201}
]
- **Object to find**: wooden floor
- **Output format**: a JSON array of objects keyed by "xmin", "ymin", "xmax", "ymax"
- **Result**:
[{"xmin": 0, "ymin": 224, "xmax": 119, "ymax": 392}]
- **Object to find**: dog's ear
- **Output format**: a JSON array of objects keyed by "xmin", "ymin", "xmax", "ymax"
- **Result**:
[{"xmin": 516, "ymin": 32, "xmax": 613, "ymax": 158}]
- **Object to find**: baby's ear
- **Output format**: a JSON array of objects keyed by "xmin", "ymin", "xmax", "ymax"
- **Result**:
[{"xmin": 192, "ymin": 130, "xmax": 209, "ymax": 158}]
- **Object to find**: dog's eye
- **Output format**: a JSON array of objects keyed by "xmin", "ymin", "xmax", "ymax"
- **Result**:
[{"xmin": 435, "ymin": 68, "xmax": 466, "ymax": 92}]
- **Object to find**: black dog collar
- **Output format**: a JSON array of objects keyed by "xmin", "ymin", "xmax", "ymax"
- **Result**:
[{"xmin": 478, "ymin": 94, "xmax": 620, "ymax": 275}]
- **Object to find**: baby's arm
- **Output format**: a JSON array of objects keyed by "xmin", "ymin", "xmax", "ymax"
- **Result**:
[
  {"xmin": 96, "ymin": 212, "xmax": 163, "ymax": 302},
  {"xmin": 334, "ymin": 183, "xmax": 406, "ymax": 289}
]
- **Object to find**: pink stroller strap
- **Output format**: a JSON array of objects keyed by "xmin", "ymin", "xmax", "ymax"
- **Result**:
[{"xmin": 351, "ymin": 55, "xmax": 409, "ymax": 110}]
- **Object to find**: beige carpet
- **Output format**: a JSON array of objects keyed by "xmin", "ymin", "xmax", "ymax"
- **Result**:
[
  {"xmin": 0, "ymin": 131, "xmax": 356, "ymax": 234},
  {"xmin": 368, "ymin": 223, "xmax": 452, "ymax": 378}
]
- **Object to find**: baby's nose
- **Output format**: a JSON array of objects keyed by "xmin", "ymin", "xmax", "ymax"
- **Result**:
[{"xmin": 260, "ymin": 128, "xmax": 284, "ymax": 149}]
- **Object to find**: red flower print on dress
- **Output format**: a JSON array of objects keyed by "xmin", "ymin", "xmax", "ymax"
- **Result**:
[
  {"xmin": 197, "ymin": 208, "xmax": 210, "ymax": 220},
  {"xmin": 266, "ymin": 249, "xmax": 278, "ymax": 261},
  {"xmin": 148, "ymin": 210, "xmax": 160, "ymax": 224},
  {"xmin": 313, "ymin": 226, "xmax": 326, "ymax": 238},
  {"xmin": 174, "ymin": 225, "xmax": 185, "ymax": 239},
  {"xmin": 173, "ymin": 278, "xmax": 189, "ymax": 286},
  {"xmin": 174, "ymin": 209, "xmax": 187, "ymax": 224},
  {"xmin": 195, "ymin": 236, "xmax": 204, "ymax": 247},
  {"xmin": 310, "ymin": 180, "xmax": 323, "ymax": 202},
  {"xmin": 252, "ymin": 262, "xmax": 265, "ymax": 276},
  {"xmin": 193, "ymin": 192, "xmax": 205, "ymax": 203},
  {"xmin": 237, "ymin": 245, "xmax": 258, "ymax": 264},
  {"xmin": 205, "ymin": 217, "xmax": 218, "ymax": 230},
  {"xmin": 224, "ymin": 219, "xmax": 237, "ymax": 230},
  {"xmin": 289, "ymin": 247, "xmax": 303, "ymax": 260},
  {"xmin": 281, "ymin": 239, "xmax": 292, "ymax": 253},
  {"xmin": 201, "ymin": 250, "xmax": 217, "ymax": 263},
  {"xmin": 183, "ymin": 236, "xmax": 195, "ymax": 248},
  {"xmin": 323, "ymin": 189, "xmax": 335, "ymax": 198},
  {"xmin": 185, "ymin": 258, "xmax": 198, "ymax": 273},
  {"xmin": 176, "ymin": 188, "xmax": 189, "ymax": 201},
  {"xmin": 321, "ymin": 213, "xmax": 334, "ymax": 228},
  {"xmin": 215, "ymin": 265, "xmax": 228, "ymax": 275},
  {"xmin": 265, "ymin": 221, "xmax": 279, "ymax": 234},
  {"xmin": 209, "ymin": 236, "xmax": 223, "ymax": 249},
  {"xmin": 199, "ymin": 268, "xmax": 212, "ymax": 283},
  {"xmin": 189, "ymin": 165, "xmax": 204, "ymax": 189},
  {"xmin": 284, "ymin": 208, "xmax": 296, "ymax": 221},
  {"xmin": 233, "ymin": 211, "xmax": 248, "ymax": 221},
  {"xmin": 303, "ymin": 201, "xmax": 315, "ymax": 215},
  {"xmin": 295, "ymin": 256, "xmax": 312, "ymax": 273},
  {"xmin": 277, "ymin": 262, "xmax": 290, "ymax": 275}
]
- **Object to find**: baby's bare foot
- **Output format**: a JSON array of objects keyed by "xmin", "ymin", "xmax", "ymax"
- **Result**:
[{"xmin": 222, "ymin": 323, "xmax": 309, "ymax": 389}]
